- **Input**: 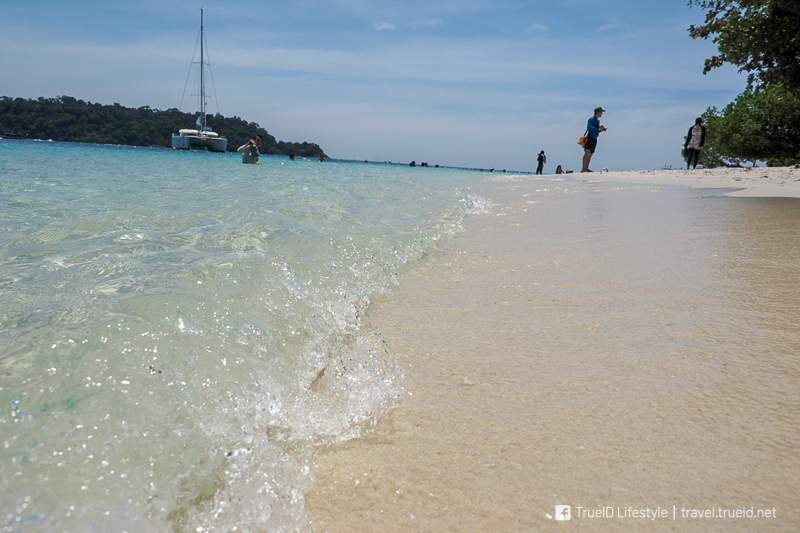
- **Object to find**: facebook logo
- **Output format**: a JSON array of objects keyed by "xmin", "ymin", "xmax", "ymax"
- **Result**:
[{"xmin": 555, "ymin": 505, "xmax": 571, "ymax": 521}]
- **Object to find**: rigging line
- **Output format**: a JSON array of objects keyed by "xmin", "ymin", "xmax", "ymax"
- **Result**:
[
  {"xmin": 205, "ymin": 56, "xmax": 221, "ymax": 117},
  {"xmin": 201, "ymin": 28, "xmax": 222, "ymax": 117},
  {"xmin": 179, "ymin": 29, "xmax": 203, "ymax": 112}
]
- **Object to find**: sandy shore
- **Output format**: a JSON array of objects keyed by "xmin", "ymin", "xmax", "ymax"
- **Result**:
[
  {"xmin": 305, "ymin": 168, "xmax": 800, "ymax": 532},
  {"xmin": 584, "ymin": 165, "xmax": 800, "ymax": 198}
]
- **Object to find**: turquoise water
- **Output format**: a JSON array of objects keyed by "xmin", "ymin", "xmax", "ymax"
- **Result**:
[{"xmin": 0, "ymin": 141, "xmax": 492, "ymax": 531}]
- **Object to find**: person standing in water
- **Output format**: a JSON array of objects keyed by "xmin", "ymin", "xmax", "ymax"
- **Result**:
[
  {"xmin": 582, "ymin": 107, "xmax": 607, "ymax": 173},
  {"xmin": 684, "ymin": 117, "xmax": 706, "ymax": 170},
  {"xmin": 536, "ymin": 150, "xmax": 546, "ymax": 175},
  {"xmin": 237, "ymin": 134, "xmax": 263, "ymax": 164}
]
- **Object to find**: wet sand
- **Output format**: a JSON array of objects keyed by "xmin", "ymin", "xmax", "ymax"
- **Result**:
[{"xmin": 306, "ymin": 169, "xmax": 800, "ymax": 532}]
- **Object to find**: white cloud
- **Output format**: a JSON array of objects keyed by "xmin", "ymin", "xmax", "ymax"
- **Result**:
[
  {"xmin": 410, "ymin": 18, "xmax": 445, "ymax": 29},
  {"xmin": 526, "ymin": 23, "xmax": 549, "ymax": 32},
  {"xmin": 597, "ymin": 21, "xmax": 622, "ymax": 32},
  {"xmin": 374, "ymin": 21, "xmax": 396, "ymax": 31}
]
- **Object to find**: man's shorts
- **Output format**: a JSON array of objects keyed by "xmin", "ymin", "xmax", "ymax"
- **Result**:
[{"xmin": 584, "ymin": 136, "xmax": 598, "ymax": 154}]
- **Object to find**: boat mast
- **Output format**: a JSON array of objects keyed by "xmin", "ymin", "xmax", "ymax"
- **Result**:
[{"xmin": 199, "ymin": 8, "xmax": 206, "ymax": 131}]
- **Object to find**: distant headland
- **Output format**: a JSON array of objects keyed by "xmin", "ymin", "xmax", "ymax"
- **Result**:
[{"xmin": 0, "ymin": 95, "xmax": 327, "ymax": 158}]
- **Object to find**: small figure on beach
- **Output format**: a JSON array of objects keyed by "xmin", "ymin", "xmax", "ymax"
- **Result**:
[
  {"xmin": 555, "ymin": 164, "xmax": 564, "ymax": 174},
  {"xmin": 536, "ymin": 150, "xmax": 546, "ymax": 175},
  {"xmin": 684, "ymin": 117, "xmax": 706, "ymax": 170},
  {"xmin": 582, "ymin": 107, "xmax": 607, "ymax": 173},
  {"xmin": 237, "ymin": 134, "xmax": 262, "ymax": 164}
]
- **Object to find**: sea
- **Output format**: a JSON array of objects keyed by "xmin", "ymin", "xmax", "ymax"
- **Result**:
[{"xmin": 0, "ymin": 141, "xmax": 492, "ymax": 532}]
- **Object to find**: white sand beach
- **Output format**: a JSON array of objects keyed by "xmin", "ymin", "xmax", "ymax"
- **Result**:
[
  {"xmin": 306, "ymin": 167, "xmax": 800, "ymax": 532},
  {"xmin": 585, "ymin": 165, "xmax": 800, "ymax": 198}
]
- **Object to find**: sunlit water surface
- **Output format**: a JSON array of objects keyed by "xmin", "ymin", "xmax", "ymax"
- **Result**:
[{"xmin": 0, "ymin": 141, "xmax": 491, "ymax": 531}]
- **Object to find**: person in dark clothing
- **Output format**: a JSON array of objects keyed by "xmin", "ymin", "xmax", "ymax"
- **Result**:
[
  {"xmin": 536, "ymin": 150, "xmax": 546, "ymax": 175},
  {"xmin": 684, "ymin": 117, "xmax": 706, "ymax": 170}
]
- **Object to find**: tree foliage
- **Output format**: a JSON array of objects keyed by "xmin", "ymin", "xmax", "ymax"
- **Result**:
[
  {"xmin": 692, "ymin": 84, "xmax": 800, "ymax": 167},
  {"xmin": 0, "ymin": 95, "xmax": 326, "ymax": 157},
  {"xmin": 688, "ymin": 0, "xmax": 800, "ymax": 90}
]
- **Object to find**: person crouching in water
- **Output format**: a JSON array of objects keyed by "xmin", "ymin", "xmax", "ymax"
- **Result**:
[{"xmin": 238, "ymin": 134, "xmax": 263, "ymax": 164}]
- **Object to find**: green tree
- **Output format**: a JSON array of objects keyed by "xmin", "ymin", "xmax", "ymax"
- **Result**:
[
  {"xmin": 688, "ymin": 0, "xmax": 800, "ymax": 90},
  {"xmin": 691, "ymin": 84, "xmax": 800, "ymax": 167}
]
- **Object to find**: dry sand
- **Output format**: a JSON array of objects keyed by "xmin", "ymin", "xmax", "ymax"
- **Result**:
[
  {"xmin": 305, "ymin": 167, "xmax": 800, "ymax": 532},
  {"xmin": 585, "ymin": 165, "xmax": 800, "ymax": 198}
]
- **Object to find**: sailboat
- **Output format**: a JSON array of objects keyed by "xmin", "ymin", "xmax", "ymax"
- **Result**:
[{"xmin": 172, "ymin": 9, "xmax": 228, "ymax": 152}]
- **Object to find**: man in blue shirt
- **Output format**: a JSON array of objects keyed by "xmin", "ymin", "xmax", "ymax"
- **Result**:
[{"xmin": 582, "ymin": 107, "xmax": 606, "ymax": 173}]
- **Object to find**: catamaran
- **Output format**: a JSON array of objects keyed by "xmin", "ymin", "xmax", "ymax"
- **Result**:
[{"xmin": 172, "ymin": 9, "xmax": 228, "ymax": 153}]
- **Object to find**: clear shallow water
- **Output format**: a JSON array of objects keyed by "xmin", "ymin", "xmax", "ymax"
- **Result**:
[{"xmin": 0, "ymin": 141, "xmax": 492, "ymax": 532}]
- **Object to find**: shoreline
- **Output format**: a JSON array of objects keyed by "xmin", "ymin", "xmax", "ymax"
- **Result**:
[
  {"xmin": 581, "ymin": 165, "xmax": 800, "ymax": 198},
  {"xmin": 305, "ymin": 168, "xmax": 800, "ymax": 532}
]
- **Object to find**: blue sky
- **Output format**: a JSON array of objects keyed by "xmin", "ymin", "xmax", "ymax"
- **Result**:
[{"xmin": 1, "ymin": 0, "xmax": 746, "ymax": 171}]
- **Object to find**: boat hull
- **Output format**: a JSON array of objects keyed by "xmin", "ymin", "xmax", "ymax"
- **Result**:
[{"xmin": 172, "ymin": 133, "xmax": 228, "ymax": 153}]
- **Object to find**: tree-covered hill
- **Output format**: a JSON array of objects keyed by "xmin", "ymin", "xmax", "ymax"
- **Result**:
[{"xmin": 0, "ymin": 96, "xmax": 327, "ymax": 158}]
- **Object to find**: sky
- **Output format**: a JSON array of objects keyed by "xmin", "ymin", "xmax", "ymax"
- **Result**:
[{"xmin": 0, "ymin": 0, "xmax": 748, "ymax": 172}]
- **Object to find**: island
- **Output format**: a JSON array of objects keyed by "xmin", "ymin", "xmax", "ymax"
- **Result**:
[{"xmin": 0, "ymin": 96, "xmax": 327, "ymax": 159}]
